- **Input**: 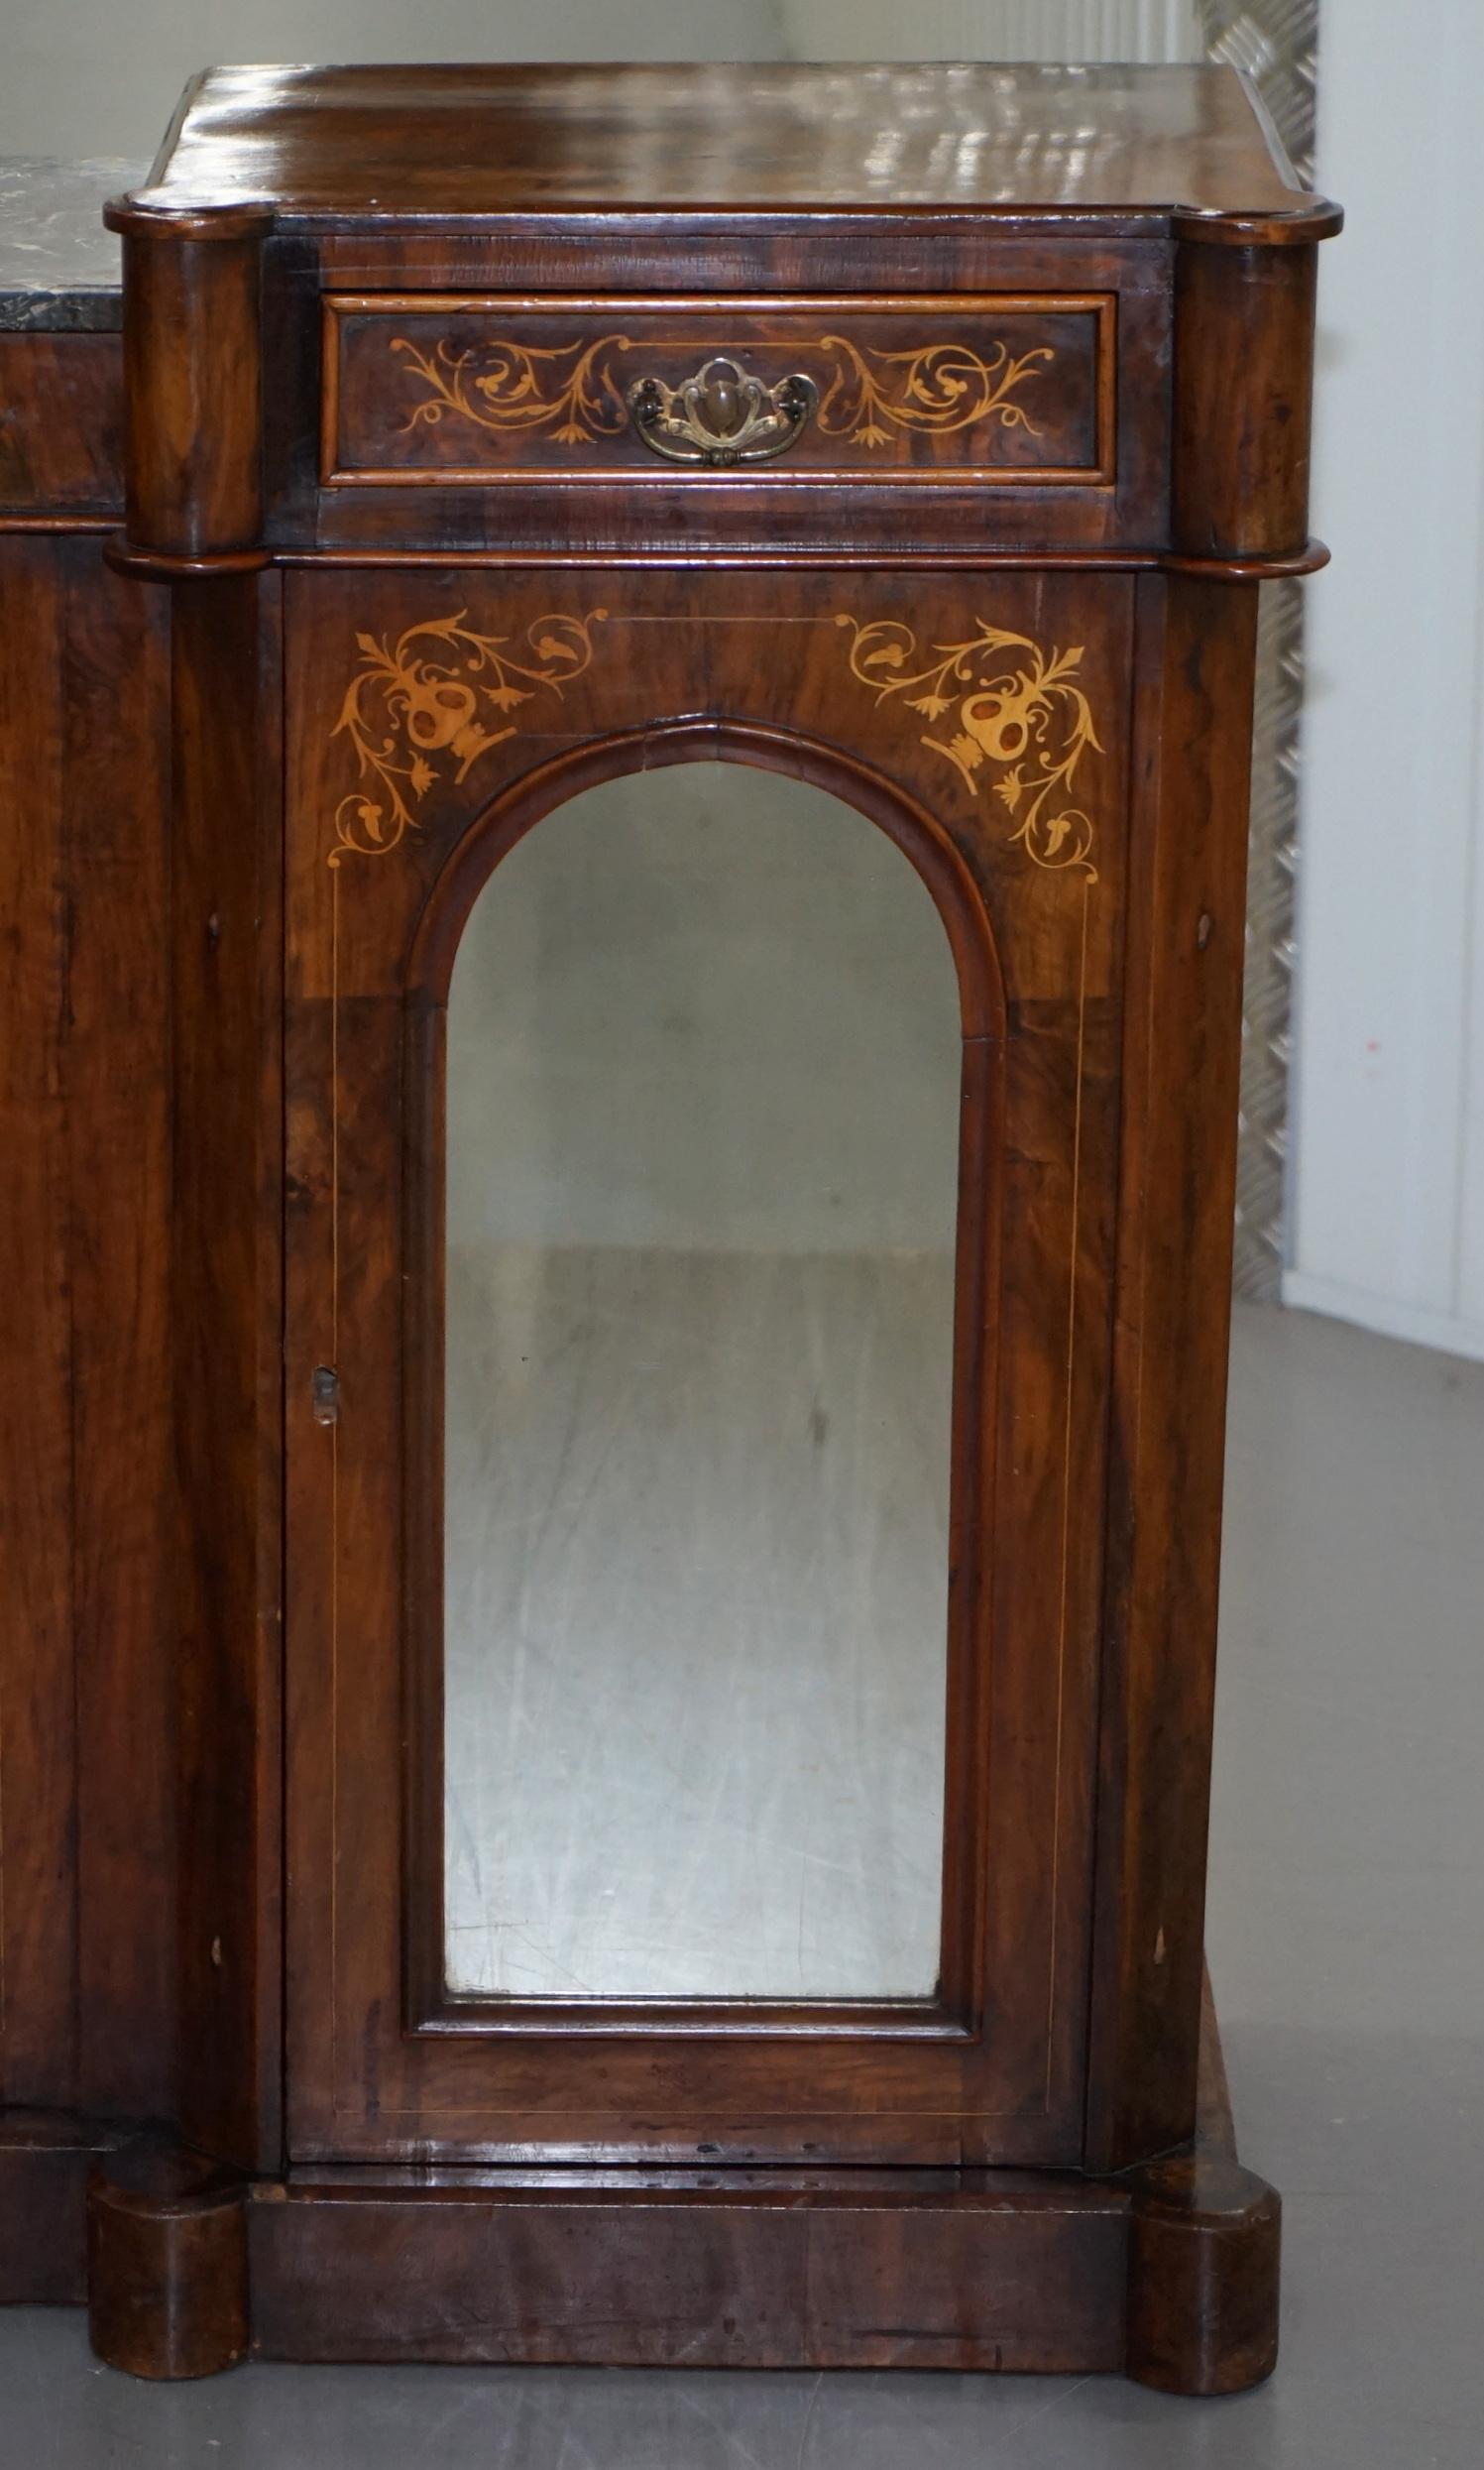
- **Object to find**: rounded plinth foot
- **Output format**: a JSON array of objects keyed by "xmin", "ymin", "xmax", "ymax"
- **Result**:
[
  {"xmin": 87, "ymin": 2141, "xmax": 249, "ymax": 2380},
  {"xmin": 1126, "ymin": 2156, "xmax": 1281, "ymax": 2396}
]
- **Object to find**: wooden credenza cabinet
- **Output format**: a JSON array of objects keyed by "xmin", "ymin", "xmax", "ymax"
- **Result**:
[{"xmin": 0, "ymin": 66, "xmax": 1338, "ymax": 2392}]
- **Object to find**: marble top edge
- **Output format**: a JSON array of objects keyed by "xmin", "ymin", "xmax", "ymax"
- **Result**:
[{"xmin": 0, "ymin": 159, "xmax": 143, "ymax": 327}]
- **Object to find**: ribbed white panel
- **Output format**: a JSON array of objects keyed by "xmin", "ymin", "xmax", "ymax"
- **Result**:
[{"xmin": 782, "ymin": 1, "xmax": 1203, "ymax": 62}]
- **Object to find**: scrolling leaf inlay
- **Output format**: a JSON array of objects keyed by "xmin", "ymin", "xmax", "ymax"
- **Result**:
[
  {"xmin": 330, "ymin": 609, "xmax": 607, "ymax": 863},
  {"xmin": 390, "ymin": 329, "xmax": 1050, "ymax": 453},
  {"xmin": 815, "ymin": 337, "xmax": 1050, "ymax": 447},
  {"xmin": 393, "ymin": 335, "xmax": 632, "ymax": 445},
  {"xmin": 836, "ymin": 616, "xmax": 1101, "ymax": 879}
]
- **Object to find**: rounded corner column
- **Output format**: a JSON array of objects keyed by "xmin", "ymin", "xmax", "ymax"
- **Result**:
[
  {"xmin": 86, "ymin": 2140, "xmax": 251, "ymax": 2381},
  {"xmin": 104, "ymin": 195, "xmax": 273, "ymax": 566},
  {"xmin": 1125, "ymin": 2155, "xmax": 1282, "ymax": 2397},
  {"xmin": 1172, "ymin": 229, "xmax": 1319, "ymax": 564}
]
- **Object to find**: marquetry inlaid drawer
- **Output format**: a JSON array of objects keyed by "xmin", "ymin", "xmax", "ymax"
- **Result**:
[{"xmin": 320, "ymin": 292, "xmax": 1115, "ymax": 488}]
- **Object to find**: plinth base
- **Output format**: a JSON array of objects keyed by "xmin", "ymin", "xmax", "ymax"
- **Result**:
[{"xmin": 81, "ymin": 1988, "xmax": 1279, "ymax": 2396}]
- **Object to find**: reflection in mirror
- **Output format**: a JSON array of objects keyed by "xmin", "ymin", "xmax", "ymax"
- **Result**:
[{"xmin": 442, "ymin": 763, "xmax": 961, "ymax": 2002}]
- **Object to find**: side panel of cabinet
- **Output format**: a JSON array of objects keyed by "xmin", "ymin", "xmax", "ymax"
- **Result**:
[
  {"xmin": 1086, "ymin": 574, "xmax": 1261, "ymax": 2172},
  {"xmin": 169, "ymin": 576, "xmax": 286, "ymax": 2174},
  {"xmin": 0, "ymin": 536, "xmax": 78, "ymax": 2120},
  {"xmin": 283, "ymin": 564, "xmax": 1132, "ymax": 2168},
  {"xmin": 0, "ymin": 532, "xmax": 174, "ymax": 2167}
]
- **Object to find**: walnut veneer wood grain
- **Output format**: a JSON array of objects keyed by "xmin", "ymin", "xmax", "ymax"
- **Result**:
[
  {"xmin": 0, "ymin": 57, "xmax": 1337, "ymax": 2393},
  {"xmin": 0, "ymin": 534, "xmax": 174, "ymax": 2141},
  {"xmin": 119, "ymin": 62, "xmax": 1337, "ymax": 236}
]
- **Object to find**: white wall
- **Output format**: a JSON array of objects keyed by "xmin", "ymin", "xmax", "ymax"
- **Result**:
[
  {"xmin": 0, "ymin": 0, "xmax": 789, "ymax": 160},
  {"xmin": 2, "ymin": 0, "xmax": 1207, "ymax": 163},
  {"xmin": 1287, "ymin": 3, "xmax": 1484, "ymax": 1359}
]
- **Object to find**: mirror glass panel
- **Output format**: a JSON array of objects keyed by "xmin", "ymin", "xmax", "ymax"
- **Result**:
[{"xmin": 442, "ymin": 764, "xmax": 961, "ymax": 2002}]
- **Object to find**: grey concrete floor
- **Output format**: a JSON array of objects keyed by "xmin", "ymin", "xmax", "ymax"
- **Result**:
[
  {"xmin": 443, "ymin": 1241, "xmax": 954, "ymax": 2002},
  {"xmin": 3, "ymin": 1298, "xmax": 1481, "ymax": 2466}
]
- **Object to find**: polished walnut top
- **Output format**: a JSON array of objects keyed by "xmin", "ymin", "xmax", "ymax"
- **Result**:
[{"xmin": 120, "ymin": 61, "xmax": 1337, "ymax": 240}]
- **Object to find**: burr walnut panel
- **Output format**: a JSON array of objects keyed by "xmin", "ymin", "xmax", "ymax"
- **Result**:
[{"xmin": 0, "ymin": 336, "xmax": 123, "ymax": 514}]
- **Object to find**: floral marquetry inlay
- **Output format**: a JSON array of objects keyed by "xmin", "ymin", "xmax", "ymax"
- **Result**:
[
  {"xmin": 329, "ymin": 610, "xmax": 607, "ymax": 863},
  {"xmin": 816, "ymin": 337, "xmax": 1050, "ymax": 447},
  {"xmin": 389, "ymin": 330, "xmax": 1052, "ymax": 454},
  {"xmin": 836, "ymin": 616, "xmax": 1102, "ymax": 879},
  {"xmin": 393, "ymin": 336, "xmax": 632, "ymax": 447}
]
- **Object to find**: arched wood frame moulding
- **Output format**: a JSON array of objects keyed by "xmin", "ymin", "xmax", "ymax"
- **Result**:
[
  {"xmin": 397, "ymin": 717, "xmax": 1010, "ymax": 2037},
  {"xmin": 405, "ymin": 718, "xmax": 1007, "ymax": 1035}
]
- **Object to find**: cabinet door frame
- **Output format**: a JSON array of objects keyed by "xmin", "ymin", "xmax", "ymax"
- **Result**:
[{"xmin": 283, "ymin": 567, "xmax": 1129, "ymax": 2167}]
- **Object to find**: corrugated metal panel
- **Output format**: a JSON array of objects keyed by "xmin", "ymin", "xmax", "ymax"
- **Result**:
[
  {"xmin": 963, "ymin": 2, "xmax": 1201, "ymax": 55},
  {"xmin": 1197, "ymin": 3, "xmax": 1317, "ymax": 1298},
  {"xmin": 1197, "ymin": 0, "xmax": 1316, "ymax": 171},
  {"xmin": 782, "ymin": 3, "xmax": 1203, "ymax": 60},
  {"xmin": 1236, "ymin": 581, "xmax": 1304, "ymax": 1296}
]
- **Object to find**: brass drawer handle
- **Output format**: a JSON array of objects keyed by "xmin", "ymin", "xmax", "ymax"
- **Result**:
[{"xmin": 627, "ymin": 355, "xmax": 819, "ymax": 467}]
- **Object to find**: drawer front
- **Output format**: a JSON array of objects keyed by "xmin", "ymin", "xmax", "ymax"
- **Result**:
[{"xmin": 322, "ymin": 293, "xmax": 1114, "ymax": 488}]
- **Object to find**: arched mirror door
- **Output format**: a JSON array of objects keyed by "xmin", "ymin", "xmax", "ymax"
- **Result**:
[
  {"xmin": 285, "ymin": 570, "xmax": 1123, "ymax": 2170},
  {"xmin": 439, "ymin": 763, "xmax": 960, "ymax": 2009}
]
